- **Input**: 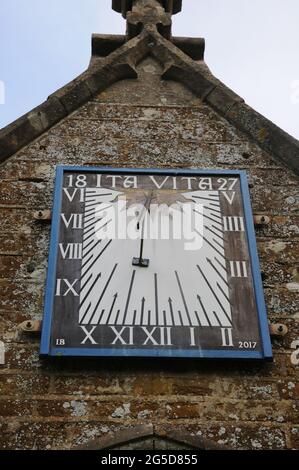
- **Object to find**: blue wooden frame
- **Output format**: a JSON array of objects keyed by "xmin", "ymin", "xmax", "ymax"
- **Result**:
[{"xmin": 40, "ymin": 165, "xmax": 273, "ymax": 360}]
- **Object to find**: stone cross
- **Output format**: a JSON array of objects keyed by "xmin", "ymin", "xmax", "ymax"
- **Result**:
[{"xmin": 112, "ymin": 0, "xmax": 182, "ymax": 39}]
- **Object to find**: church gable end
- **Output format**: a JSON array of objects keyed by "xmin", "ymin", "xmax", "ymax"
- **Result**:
[{"xmin": 0, "ymin": 0, "xmax": 298, "ymax": 451}]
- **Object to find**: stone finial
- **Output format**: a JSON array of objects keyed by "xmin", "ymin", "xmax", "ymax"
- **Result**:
[
  {"xmin": 112, "ymin": 0, "xmax": 182, "ymax": 39},
  {"xmin": 112, "ymin": 0, "xmax": 182, "ymax": 17}
]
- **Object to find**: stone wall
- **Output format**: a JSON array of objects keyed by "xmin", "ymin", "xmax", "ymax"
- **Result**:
[{"xmin": 0, "ymin": 57, "xmax": 298, "ymax": 449}]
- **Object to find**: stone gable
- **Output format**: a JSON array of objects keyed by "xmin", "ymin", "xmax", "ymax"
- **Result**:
[{"xmin": 0, "ymin": 55, "xmax": 298, "ymax": 450}]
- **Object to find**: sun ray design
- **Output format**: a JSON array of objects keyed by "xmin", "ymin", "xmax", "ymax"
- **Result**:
[{"xmin": 79, "ymin": 188, "xmax": 232, "ymax": 328}]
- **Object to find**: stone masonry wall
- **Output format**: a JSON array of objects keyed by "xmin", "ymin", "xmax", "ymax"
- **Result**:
[{"xmin": 0, "ymin": 57, "xmax": 298, "ymax": 449}]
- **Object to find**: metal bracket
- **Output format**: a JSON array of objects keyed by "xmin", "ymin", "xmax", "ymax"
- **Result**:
[
  {"xmin": 18, "ymin": 320, "xmax": 42, "ymax": 333},
  {"xmin": 269, "ymin": 323, "xmax": 288, "ymax": 338},
  {"xmin": 33, "ymin": 210, "xmax": 52, "ymax": 221},
  {"xmin": 254, "ymin": 215, "xmax": 270, "ymax": 226}
]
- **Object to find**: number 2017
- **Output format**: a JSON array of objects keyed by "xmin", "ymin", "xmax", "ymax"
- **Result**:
[{"xmin": 239, "ymin": 341, "xmax": 257, "ymax": 349}]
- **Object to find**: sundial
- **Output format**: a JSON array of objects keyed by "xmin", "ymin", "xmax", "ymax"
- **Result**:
[{"xmin": 40, "ymin": 166, "xmax": 272, "ymax": 360}]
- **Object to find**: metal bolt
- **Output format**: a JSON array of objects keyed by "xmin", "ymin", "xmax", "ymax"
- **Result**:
[
  {"xmin": 27, "ymin": 262, "xmax": 36, "ymax": 274},
  {"xmin": 242, "ymin": 152, "xmax": 252, "ymax": 159}
]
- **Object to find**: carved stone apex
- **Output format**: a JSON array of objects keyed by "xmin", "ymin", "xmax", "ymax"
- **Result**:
[
  {"xmin": 112, "ymin": 0, "xmax": 182, "ymax": 39},
  {"xmin": 112, "ymin": 0, "xmax": 182, "ymax": 18}
]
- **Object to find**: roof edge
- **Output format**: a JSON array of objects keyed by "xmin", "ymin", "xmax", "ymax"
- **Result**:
[
  {"xmin": 152, "ymin": 33, "xmax": 299, "ymax": 175},
  {"xmin": 0, "ymin": 29, "xmax": 298, "ymax": 176},
  {"xmin": 0, "ymin": 62, "xmax": 137, "ymax": 163},
  {"xmin": 218, "ymin": 96, "xmax": 299, "ymax": 175},
  {"xmin": 0, "ymin": 34, "xmax": 147, "ymax": 163},
  {"xmin": 164, "ymin": 63, "xmax": 299, "ymax": 174},
  {"xmin": 92, "ymin": 34, "xmax": 205, "ymax": 60}
]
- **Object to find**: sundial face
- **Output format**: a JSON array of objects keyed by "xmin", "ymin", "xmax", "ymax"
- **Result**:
[{"xmin": 41, "ymin": 166, "xmax": 272, "ymax": 360}]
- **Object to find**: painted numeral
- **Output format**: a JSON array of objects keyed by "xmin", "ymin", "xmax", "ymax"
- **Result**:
[
  {"xmin": 239, "ymin": 341, "xmax": 257, "ymax": 349},
  {"xmin": 63, "ymin": 188, "xmax": 85, "ymax": 202},
  {"xmin": 230, "ymin": 261, "xmax": 248, "ymax": 278},
  {"xmin": 110, "ymin": 326, "xmax": 134, "ymax": 346},
  {"xmin": 59, "ymin": 243, "xmax": 82, "ymax": 260},
  {"xmin": 223, "ymin": 216, "xmax": 245, "ymax": 232},
  {"xmin": 222, "ymin": 192, "xmax": 236, "ymax": 205},
  {"xmin": 221, "ymin": 328, "xmax": 234, "ymax": 347},
  {"xmin": 61, "ymin": 213, "xmax": 83, "ymax": 229},
  {"xmin": 218, "ymin": 178, "xmax": 238, "ymax": 191},
  {"xmin": 80, "ymin": 326, "xmax": 98, "ymax": 345},
  {"xmin": 55, "ymin": 279, "xmax": 79, "ymax": 296},
  {"xmin": 67, "ymin": 174, "xmax": 87, "ymax": 188}
]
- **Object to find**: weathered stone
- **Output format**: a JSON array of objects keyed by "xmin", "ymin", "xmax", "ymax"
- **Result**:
[
  {"xmin": 92, "ymin": 34, "xmax": 127, "ymax": 58},
  {"xmin": 0, "ymin": 98, "xmax": 66, "ymax": 164},
  {"xmin": 131, "ymin": 376, "xmax": 171, "ymax": 395},
  {"xmin": 0, "ymin": 399, "xmax": 35, "ymax": 417},
  {"xmin": 172, "ymin": 37, "xmax": 205, "ymax": 61},
  {"xmin": 277, "ymin": 381, "xmax": 299, "ymax": 400},
  {"xmin": 257, "ymin": 240, "xmax": 299, "ymax": 264},
  {"xmin": 171, "ymin": 378, "xmax": 214, "ymax": 396},
  {"xmin": 290, "ymin": 427, "xmax": 299, "ymax": 448},
  {"xmin": 0, "ymin": 373, "xmax": 50, "ymax": 396},
  {"xmin": 265, "ymin": 288, "xmax": 299, "ymax": 318},
  {"xmin": 51, "ymin": 375, "xmax": 130, "ymax": 395},
  {"xmin": 4, "ymin": 344, "xmax": 41, "ymax": 372},
  {"xmin": 157, "ymin": 423, "xmax": 288, "ymax": 450},
  {"xmin": 0, "ymin": 421, "xmax": 69, "ymax": 450},
  {"xmin": 166, "ymin": 402, "xmax": 201, "ymax": 419},
  {"xmin": 0, "ymin": 280, "xmax": 44, "ymax": 313},
  {"xmin": 112, "ymin": 0, "xmax": 183, "ymax": 17},
  {"xmin": 205, "ymin": 84, "xmax": 244, "ymax": 117},
  {"xmin": 255, "ymin": 215, "xmax": 299, "ymax": 239},
  {"xmin": 226, "ymin": 102, "xmax": 299, "ymax": 175}
]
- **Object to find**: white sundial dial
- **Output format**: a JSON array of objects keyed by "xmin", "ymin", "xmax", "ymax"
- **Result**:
[{"xmin": 78, "ymin": 187, "xmax": 232, "ymax": 329}]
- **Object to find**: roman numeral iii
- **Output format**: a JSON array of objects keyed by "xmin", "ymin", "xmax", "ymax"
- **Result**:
[
  {"xmin": 223, "ymin": 216, "xmax": 245, "ymax": 232},
  {"xmin": 230, "ymin": 261, "xmax": 248, "ymax": 278}
]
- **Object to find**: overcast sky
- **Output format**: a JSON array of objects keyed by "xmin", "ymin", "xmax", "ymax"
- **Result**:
[{"xmin": 0, "ymin": 0, "xmax": 298, "ymax": 139}]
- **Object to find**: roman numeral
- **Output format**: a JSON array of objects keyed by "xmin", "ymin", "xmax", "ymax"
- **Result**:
[
  {"xmin": 222, "ymin": 192, "xmax": 236, "ymax": 205},
  {"xmin": 63, "ymin": 188, "xmax": 85, "ymax": 202},
  {"xmin": 223, "ymin": 216, "xmax": 245, "ymax": 232},
  {"xmin": 230, "ymin": 261, "xmax": 248, "ymax": 278},
  {"xmin": 55, "ymin": 279, "xmax": 79, "ymax": 296},
  {"xmin": 141, "ymin": 327, "xmax": 173, "ymax": 346},
  {"xmin": 80, "ymin": 326, "xmax": 97, "ymax": 345},
  {"xmin": 149, "ymin": 175, "xmax": 169, "ymax": 189},
  {"xmin": 61, "ymin": 213, "xmax": 83, "ymax": 229},
  {"xmin": 110, "ymin": 326, "xmax": 134, "ymax": 346},
  {"xmin": 221, "ymin": 328, "xmax": 234, "ymax": 347},
  {"xmin": 59, "ymin": 243, "xmax": 82, "ymax": 259}
]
